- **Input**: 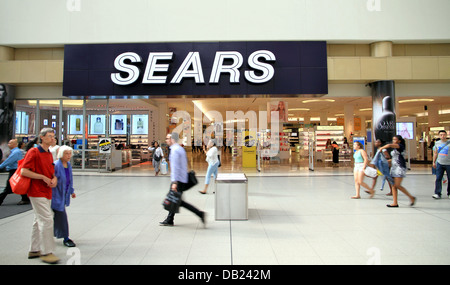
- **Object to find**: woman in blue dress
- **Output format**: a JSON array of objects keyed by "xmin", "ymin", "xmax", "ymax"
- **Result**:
[
  {"xmin": 379, "ymin": 135, "xmax": 416, "ymax": 208},
  {"xmin": 51, "ymin": 145, "xmax": 77, "ymax": 247}
]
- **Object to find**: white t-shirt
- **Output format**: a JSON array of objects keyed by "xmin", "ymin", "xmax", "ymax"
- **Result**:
[{"xmin": 205, "ymin": 146, "xmax": 219, "ymax": 166}]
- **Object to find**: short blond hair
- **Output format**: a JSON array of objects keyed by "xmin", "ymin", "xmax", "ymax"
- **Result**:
[{"xmin": 57, "ymin": 145, "xmax": 73, "ymax": 159}]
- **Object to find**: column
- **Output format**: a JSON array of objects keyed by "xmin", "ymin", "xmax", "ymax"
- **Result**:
[
  {"xmin": 369, "ymin": 80, "xmax": 396, "ymax": 144},
  {"xmin": 320, "ymin": 112, "xmax": 328, "ymax": 126},
  {"xmin": 158, "ymin": 102, "xmax": 168, "ymax": 141},
  {"xmin": 344, "ymin": 104, "xmax": 354, "ymax": 140},
  {"xmin": 370, "ymin": 41, "xmax": 393, "ymax": 57},
  {"xmin": 427, "ymin": 105, "xmax": 440, "ymax": 128}
]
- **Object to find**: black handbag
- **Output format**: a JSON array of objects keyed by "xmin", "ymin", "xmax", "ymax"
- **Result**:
[
  {"xmin": 162, "ymin": 189, "xmax": 182, "ymax": 213},
  {"xmin": 185, "ymin": 170, "xmax": 198, "ymax": 191}
]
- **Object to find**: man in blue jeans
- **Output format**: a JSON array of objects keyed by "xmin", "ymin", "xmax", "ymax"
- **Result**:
[{"xmin": 432, "ymin": 130, "xmax": 450, "ymax": 199}]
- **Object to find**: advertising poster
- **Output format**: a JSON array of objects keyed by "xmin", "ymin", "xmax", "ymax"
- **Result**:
[
  {"xmin": 397, "ymin": 122, "xmax": 414, "ymax": 140},
  {"xmin": 89, "ymin": 115, "xmax": 106, "ymax": 135},
  {"xmin": 369, "ymin": 81, "xmax": 396, "ymax": 144},
  {"xmin": 110, "ymin": 114, "xmax": 127, "ymax": 135},
  {"xmin": 353, "ymin": 137, "xmax": 365, "ymax": 152},
  {"xmin": 132, "ymin": 114, "xmax": 148, "ymax": 135},
  {"xmin": 267, "ymin": 101, "xmax": 288, "ymax": 123},
  {"xmin": 0, "ymin": 84, "xmax": 14, "ymax": 149},
  {"xmin": 68, "ymin": 114, "xmax": 83, "ymax": 135}
]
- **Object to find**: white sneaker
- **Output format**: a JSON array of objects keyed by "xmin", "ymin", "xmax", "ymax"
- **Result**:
[{"xmin": 432, "ymin": 194, "xmax": 441, "ymax": 199}]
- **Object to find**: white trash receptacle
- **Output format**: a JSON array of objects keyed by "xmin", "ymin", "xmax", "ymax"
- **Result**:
[{"xmin": 215, "ymin": 173, "xmax": 248, "ymax": 221}]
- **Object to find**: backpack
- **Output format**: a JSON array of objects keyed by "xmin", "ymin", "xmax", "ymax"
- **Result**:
[{"xmin": 153, "ymin": 148, "xmax": 161, "ymax": 162}]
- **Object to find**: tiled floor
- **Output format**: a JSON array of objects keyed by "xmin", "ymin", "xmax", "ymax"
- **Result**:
[{"xmin": 0, "ymin": 163, "xmax": 449, "ymax": 265}]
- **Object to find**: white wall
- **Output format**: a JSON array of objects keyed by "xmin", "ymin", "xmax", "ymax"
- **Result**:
[{"xmin": 1, "ymin": 0, "xmax": 449, "ymax": 47}]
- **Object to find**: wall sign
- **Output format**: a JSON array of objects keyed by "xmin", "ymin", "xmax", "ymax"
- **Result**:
[{"xmin": 63, "ymin": 41, "xmax": 328, "ymax": 97}]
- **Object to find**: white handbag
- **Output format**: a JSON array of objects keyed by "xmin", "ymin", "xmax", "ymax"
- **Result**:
[{"xmin": 364, "ymin": 166, "xmax": 378, "ymax": 178}]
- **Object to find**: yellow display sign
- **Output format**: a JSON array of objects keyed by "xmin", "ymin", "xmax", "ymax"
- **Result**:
[{"xmin": 242, "ymin": 131, "xmax": 256, "ymax": 168}]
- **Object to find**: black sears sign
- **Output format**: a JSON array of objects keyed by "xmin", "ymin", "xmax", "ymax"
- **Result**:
[{"xmin": 63, "ymin": 41, "xmax": 327, "ymax": 97}]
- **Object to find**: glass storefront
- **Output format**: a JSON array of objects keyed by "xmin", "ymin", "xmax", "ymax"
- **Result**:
[
  {"xmin": 14, "ymin": 98, "xmax": 155, "ymax": 171},
  {"xmin": 13, "ymin": 97, "xmax": 450, "ymax": 173}
]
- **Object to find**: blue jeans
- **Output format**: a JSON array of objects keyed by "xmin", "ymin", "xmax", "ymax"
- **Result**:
[
  {"xmin": 435, "ymin": 162, "xmax": 450, "ymax": 196},
  {"xmin": 372, "ymin": 150, "xmax": 394, "ymax": 185},
  {"xmin": 205, "ymin": 161, "xmax": 219, "ymax": 185}
]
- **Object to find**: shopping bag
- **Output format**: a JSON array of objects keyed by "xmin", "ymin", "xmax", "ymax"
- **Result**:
[
  {"xmin": 160, "ymin": 159, "xmax": 168, "ymax": 175},
  {"xmin": 364, "ymin": 166, "xmax": 378, "ymax": 178},
  {"xmin": 9, "ymin": 159, "xmax": 31, "ymax": 195},
  {"xmin": 162, "ymin": 189, "xmax": 182, "ymax": 213},
  {"xmin": 185, "ymin": 170, "xmax": 198, "ymax": 191}
]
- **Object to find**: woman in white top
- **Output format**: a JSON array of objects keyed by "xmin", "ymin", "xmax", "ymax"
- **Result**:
[
  {"xmin": 199, "ymin": 140, "xmax": 219, "ymax": 194},
  {"xmin": 148, "ymin": 141, "xmax": 164, "ymax": 176}
]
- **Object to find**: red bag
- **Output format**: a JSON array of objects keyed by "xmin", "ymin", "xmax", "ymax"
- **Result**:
[{"xmin": 9, "ymin": 159, "xmax": 31, "ymax": 195}]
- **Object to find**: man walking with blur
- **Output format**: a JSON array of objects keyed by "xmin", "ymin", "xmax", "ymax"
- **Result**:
[{"xmin": 160, "ymin": 132, "xmax": 206, "ymax": 227}]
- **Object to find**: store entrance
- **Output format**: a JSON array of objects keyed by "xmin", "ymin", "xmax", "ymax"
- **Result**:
[{"xmin": 124, "ymin": 97, "xmax": 356, "ymax": 176}]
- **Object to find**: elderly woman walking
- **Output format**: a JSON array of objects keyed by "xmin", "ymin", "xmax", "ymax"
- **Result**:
[{"xmin": 52, "ymin": 145, "xmax": 76, "ymax": 247}]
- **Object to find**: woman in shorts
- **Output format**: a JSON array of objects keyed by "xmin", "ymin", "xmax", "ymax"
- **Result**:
[
  {"xmin": 379, "ymin": 135, "xmax": 416, "ymax": 208},
  {"xmin": 352, "ymin": 141, "xmax": 375, "ymax": 199}
]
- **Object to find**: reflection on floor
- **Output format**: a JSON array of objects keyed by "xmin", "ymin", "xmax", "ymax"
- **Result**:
[{"xmin": 101, "ymin": 148, "xmax": 431, "ymax": 177}]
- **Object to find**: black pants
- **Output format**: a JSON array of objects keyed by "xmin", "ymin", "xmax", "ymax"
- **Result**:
[
  {"xmin": 0, "ymin": 169, "xmax": 30, "ymax": 206},
  {"xmin": 166, "ymin": 181, "xmax": 202, "ymax": 222}
]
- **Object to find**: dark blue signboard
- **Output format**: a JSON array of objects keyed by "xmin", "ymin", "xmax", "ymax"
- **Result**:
[{"xmin": 63, "ymin": 41, "xmax": 327, "ymax": 98}]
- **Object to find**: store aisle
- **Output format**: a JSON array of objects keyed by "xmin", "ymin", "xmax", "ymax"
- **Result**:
[{"xmin": 0, "ymin": 172, "xmax": 449, "ymax": 265}]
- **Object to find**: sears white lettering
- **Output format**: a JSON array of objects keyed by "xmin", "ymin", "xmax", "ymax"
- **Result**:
[
  {"xmin": 111, "ymin": 50, "xmax": 276, "ymax": 85},
  {"xmin": 170, "ymin": 52, "xmax": 205, "ymax": 84},
  {"xmin": 110, "ymin": 52, "xmax": 142, "ymax": 85},
  {"xmin": 209, "ymin": 51, "xmax": 243, "ymax": 84},
  {"xmin": 142, "ymin": 52, "xmax": 173, "ymax": 84},
  {"xmin": 244, "ymin": 50, "xmax": 276, "ymax": 83}
]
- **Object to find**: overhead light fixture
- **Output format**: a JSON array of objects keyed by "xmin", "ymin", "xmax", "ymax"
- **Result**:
[
  {"xmin": 288, "ymin": 108, "xmax": 310, "ymax": 111},
  {"xmin": 302, "ymin": 99, "xmax": 335, "ymax": 103},
  {"xmin": 398, "ymin": 99, "xmax": 434, "ymax": 103},
  {"xmin": 359, "ymin": 108, "xmax": 372, "ymax": 111}
]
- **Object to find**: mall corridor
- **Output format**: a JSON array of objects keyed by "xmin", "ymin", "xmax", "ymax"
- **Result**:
[{"xmin": 0, "ymin": 167, "xmax": 449, "ymax": 265}]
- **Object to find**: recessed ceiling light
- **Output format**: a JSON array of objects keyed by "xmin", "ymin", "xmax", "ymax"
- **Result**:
[
  {"xmin": 398, "ymin": 99, "xmax": 434, "ymax": 103},
  {"xmin": 302, "ymin": 99, "xmax": 335, "ymax": 103},
  {"xmin": 288, "ymin": 108, "xmax": 310, "ymax": 111}
]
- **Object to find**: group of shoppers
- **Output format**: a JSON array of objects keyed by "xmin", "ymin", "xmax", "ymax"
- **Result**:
[
  {"xmin": 2, "ymin": 127, "xmax": 447, "ymax": 264},
  {"xmin": 0, "ymin": 128, "xmax": 76, "ymax": 264},
  {"xmin": 352, "ymin": 135, "xmax": 416, "ymax": 208}
]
